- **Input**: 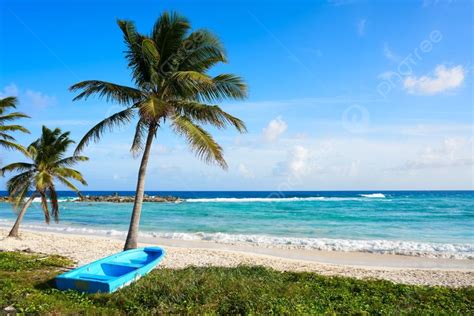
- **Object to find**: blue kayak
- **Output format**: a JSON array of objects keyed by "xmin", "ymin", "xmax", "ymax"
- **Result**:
[{"xmin": 56, "ymin": 246, "xmax": 165, "ymax": 293}]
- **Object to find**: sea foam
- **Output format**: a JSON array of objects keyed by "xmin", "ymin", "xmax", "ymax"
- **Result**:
[
  {"xmin": 147, "ymin": 231, "xmax": 473, "ymax": 259},
  {"xmin": 1, "ymin": 220, "xmax": 471, "ymax": 260},
  {"xmin": 185, "ymin": 196, "xmax": 385, "ymax": 203},
  {"xmin": 32, "ymin": 197, "xmax": 79, "ymax": 203},
  {"xmin": 360, "ymin": 193, "xmax": 386, "ymax": 198}
]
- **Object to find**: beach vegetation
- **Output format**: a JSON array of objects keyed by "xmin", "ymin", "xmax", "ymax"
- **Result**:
[
  {"xmin": 70, "ymin": 11, "xmax": 247, "ymax": 250},
  {"xmin": 0, "ymin": 126, "xmax": 88, "ymax": 237},
  {"xmin": 0, "ymin": 252, "xmax": 473, "ymax": 314}
]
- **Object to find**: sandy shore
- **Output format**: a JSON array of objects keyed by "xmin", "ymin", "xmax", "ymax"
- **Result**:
[{"xmin": 0, "ymin": 228, "xmax": 473, "ymax": 288}]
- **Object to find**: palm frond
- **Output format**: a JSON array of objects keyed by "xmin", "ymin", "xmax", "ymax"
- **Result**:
[
  {"xmin": 6, "ymin": 171, "xmax": 34, "ymax": 209},
  {"xmin": 165, "ymin": 72, "xmax": 247, "ymax": 103},
  {"xmin": 35, "ymin": 171, "xmax": 53, "ymax": 191},
  {"xmin": 0, "ymin": 112, "xmax": 30, "ymax": 122},
  {"xmin": 1, "ymin": 162, "xmax": 35, "ymax": 175},
  {"xmin": 48, "ymin": 186, "xmax": 59, "ymax": 223},
  {"xmin": 174, "ymin": 101, "xmax": 247, "ymax": 132},
  {"xmin": 70, "ymin": 80, "xmax": 143, "ymax": 105},
  {"xmin": 130, "ymin": 118, "xmax": 148, "ymax": 154},
  {"xmin": 56, "ymin": 156, "xmax": 89, "ymax": 167},
  {"xmin": 141, "ymin": 38, "xmax": 161, "ymax": 88},
  {"xmin": 0, "ymin": 96, "xmax": 18, "ymax": 110},
  {"xmin": 56, "ymin": 175, "xmax": 81, "ymax": 193},
  {"xmin": 0, "ymin": 132, "xmax": 16, "ymax": 141},
  {"xmin": 30, "ymin": 127, "xmax": 74, "ymax": 164},
  {"xmin": 11, "ymin": 186, "xmax": 33, "ymax": 212},
  {"xmin": 172, "ymin": 115, "xmax": 227, "ymax": 169},
  {"xmin": 177, "ymin": 29, "xmax": 226, "ymax": 72},
  {"xmin": 6, "ymin": 171, "xmax": 34, "ymax": 195},
  {"xmin": 197, "ymin": 74, "xmax": 247, "ymax": 102},
  {"xmin": 0, "ymin": 140, "xmax": 28, "ymax": 155},
  {"xmin": 142, "ymin": 38, "xmax": 161, "ymax": 64},
  {"xmin": 39, "ymin": 191, "xmax": 51, "ymax": 224},
  {"xmin": 0, "ymin": 125, "xmax": 30, "ymax": 134},
  {"xmin": 152, "ymin": 11, "xmax": 190, "ymax": 65},
  {"xmin": 74, "ymin": 107, "xmax": 135, "ymax": 154},
  {"xmin": 117, "ymin": 20, "xmax": 152, "ymax": 88},
  {"xmin": 163, "ymin": 71, "xmax": 214, "ymax": 99},
  {"xmin": 55, "ymin": 167, "xmax": 88, "ymax": 186}
]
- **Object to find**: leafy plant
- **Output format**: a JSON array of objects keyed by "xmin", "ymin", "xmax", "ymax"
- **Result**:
[{"xmin": 1, "ymin": 252, "xmax": 473, "ymax": 315}]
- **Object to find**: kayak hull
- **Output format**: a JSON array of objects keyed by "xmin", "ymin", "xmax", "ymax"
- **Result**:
[{"xmin": 56, "ymin": 246, "xmax": 165, "ymax": 293}]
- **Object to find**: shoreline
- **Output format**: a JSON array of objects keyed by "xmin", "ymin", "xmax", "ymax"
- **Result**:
[
  {"xmin": 0, "ymin": 219, "xmax": 471, "ymax": 260},
  {"xmin": 0, "ymin": 228, "xmax": 473, "ymax": 288}
]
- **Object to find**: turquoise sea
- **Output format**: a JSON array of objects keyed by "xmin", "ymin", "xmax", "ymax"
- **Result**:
[{"xmin": 0, "ymin": 191, "xmax": 473, "ymax": 259}]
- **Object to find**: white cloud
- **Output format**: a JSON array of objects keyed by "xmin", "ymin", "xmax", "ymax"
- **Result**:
[
  {"xmin": 357, "ymin": 19, "xmax": 366, "ymax": 36},
  {"xmin": 274, "ymin": 145, "xmax": 312, "ymax": 177},
  {"xmin": 383, "ymin": 43, "xmax": 399, "ymax": 62},
  {"xmin": 151, "ymin": 144, "xmax": 170, "ymax": 155},
  {"xmin": 348, "ymin": 160, "xmax": 360, "ymax": 177},
  {"xmin": 4, "ymin": 131, "xmax": 472, "ymax": 190},
  {"xmin": 0, "ymin": 84, "xmax": 57, "ymax": 107},
  {"xmin": 238, "ymin": 163, "xmax": 254, "ymax": 179},
  {"xmin": 262, "ymin": 116, "xmax": 287, "ymax": 142},
  {"xmin": 398, "ymin": 123, "xmax": 473, "ymax": 137},
  {"xmin": 288, "ymin": 145, "xmax": 310, "ymax": 175},
  {"xmin": 396, "ymin": 138, "xmax": 473, "ymax": 170},
  {"xmin": 403, "ymin": 65, "xmax": 465, "ymax": 95},
  {"xmin": 0, "ymin": 83, "xmax": 19, "ymax": 98},
  {"xmin": 25, "ymin": 89, "xmax": 57, "ymax": 107}
]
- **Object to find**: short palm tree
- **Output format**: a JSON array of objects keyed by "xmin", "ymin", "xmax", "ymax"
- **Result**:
[
  {"xmin": 1, "ymin": 126, "xmax": 88, "ymax": 237},
  {"xmin": 70, "ymin": 12, "xmax": 247, "ymax": 250},
  {"xmin": 0, "ymin": 96, "xmax": 30, "ymax": 154}
]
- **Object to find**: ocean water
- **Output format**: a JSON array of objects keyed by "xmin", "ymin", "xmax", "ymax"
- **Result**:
[{"xmin": 0, "ymin": 191, "xmax": 473, "ymax": 259}]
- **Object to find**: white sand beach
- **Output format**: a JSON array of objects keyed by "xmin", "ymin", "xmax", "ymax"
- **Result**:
[{"xmin": 1, "ymin": 228, "xmax": 472, "ymax": 288}]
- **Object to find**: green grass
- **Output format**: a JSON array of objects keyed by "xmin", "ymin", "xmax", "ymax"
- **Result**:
[{"xmin": 0, "ymin": 252, "xmax": 472, "ymax": 315}]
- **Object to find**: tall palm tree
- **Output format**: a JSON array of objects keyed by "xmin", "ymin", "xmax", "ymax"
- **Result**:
[
  {"xmin": 0, "ymin": 96, "xmax": 30, "ymax": 155},
  {"xmin": 70, "ymin": 12, "xmax": 247, "ymax": 250},
  {"xmin": 1, "ymin": 126, "xmax": 88, "ymax": 237}
]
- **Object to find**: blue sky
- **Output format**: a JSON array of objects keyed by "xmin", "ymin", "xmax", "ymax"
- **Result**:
[{"xmin": 0, "ymin": 0, "xmax": 472, "ymax": 190}]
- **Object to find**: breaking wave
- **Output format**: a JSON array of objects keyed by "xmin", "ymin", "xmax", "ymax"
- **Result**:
[
  {"xmin": 32, "ymin": 197, "xmax": 79, "ymax": 203},
  {"xmin": 0, "ymin": 220, "xmax": 471, "ymax": 260},
  {"xmin": 186, "ymin": 196, "xmax": 387, "ymax": 203},
  {"xmin": 359, "ymin": 193, "xmax": 386, "ymax": 198},
  {"xmin": 149, "ymin": 232, "xmax": 473, "ymax": 259}
]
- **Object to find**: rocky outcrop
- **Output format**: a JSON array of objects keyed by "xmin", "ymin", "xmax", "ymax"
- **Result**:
[
  {"xmin": 77, "ymin": 195, "xmax": 182, "ymax": 203},
  {"xmin": 0, "ymin": 195, "xmax": 183, "ymax": 203}
]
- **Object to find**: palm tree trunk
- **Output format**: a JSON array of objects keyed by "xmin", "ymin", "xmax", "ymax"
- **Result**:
[
  {"xmin": 124, "ymin": 125, "xmax": 156, "ymax": 250},
  {"xmin": 8, "ymin": 193, "xmax": 36, "ymax": 238}
]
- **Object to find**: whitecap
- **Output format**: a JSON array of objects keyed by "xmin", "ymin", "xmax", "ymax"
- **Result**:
[
  {"xmin": 185, "ymin": 197, "xmax": 370, "ymax": 203},
  {"xmin": 360, "ymin": 193, "xmax": 386, "ymax": 198}
]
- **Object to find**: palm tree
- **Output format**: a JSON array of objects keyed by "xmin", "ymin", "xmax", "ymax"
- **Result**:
[
  {"xmin": 0, "ymin": 96, "xmax": 30, "ymax": 154},
  {"xmin": 1, "ymin": 126, "xmax": 88, "ymax": 237},
  {"xmin": 70, "ymin": 12, "xmax": 247, "ymax": 250}
]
